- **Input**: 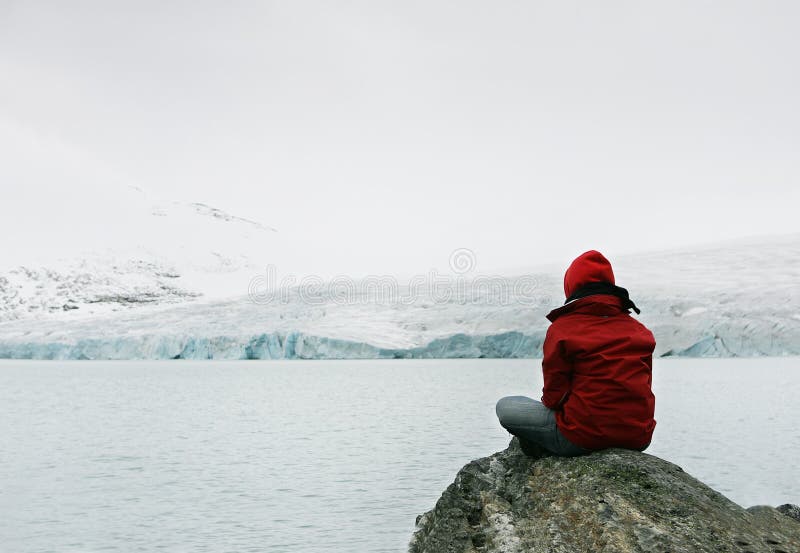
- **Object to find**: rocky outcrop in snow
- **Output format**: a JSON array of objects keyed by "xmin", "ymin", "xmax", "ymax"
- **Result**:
[{"xmin": 0, "ymin": 258, "xmax": 198, "ymax": 322}]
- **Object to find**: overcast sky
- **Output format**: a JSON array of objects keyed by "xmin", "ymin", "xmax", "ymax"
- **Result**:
[{"xmin": 2, "ymin": 1, "xmax": 799, "ymax": 277}]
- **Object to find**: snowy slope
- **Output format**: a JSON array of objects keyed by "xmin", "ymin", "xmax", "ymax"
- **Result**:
[
  {"xmin": 0, "ymin": 187, "xmax": 282, "ymax": 322},
  {"xmin": 1, "ymin": 123, "xmax": 284, "ymax": 322},
  {"xmin": 0, "ymin": 233, "xmax": 798, "ymax": 359}
]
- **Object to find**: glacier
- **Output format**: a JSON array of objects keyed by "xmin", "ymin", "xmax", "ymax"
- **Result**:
[
  {"xmin": 0, "ymin": 311, "xmax": 797, "ymax": 360},
  {"xmin": 1, "ymin": 229, "xmax": 798, "ymax": 360},
  {"xmin": 1, "ymin": 232, "xmax": 799, "ymax": 359},
  {"xmin": 0, "ymin": 331, "xmax": 545, "ymax": 361}
]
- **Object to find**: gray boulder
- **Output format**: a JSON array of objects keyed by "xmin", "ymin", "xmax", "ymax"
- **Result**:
[{"xmin": 410, "ymin": 438, "xmax": 800, "ymax": 553}]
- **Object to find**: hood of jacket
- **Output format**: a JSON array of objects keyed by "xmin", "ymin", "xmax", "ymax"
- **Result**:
[{"xmin": 563, "ymin": 250, "xmax": 615, "ymax": 299}]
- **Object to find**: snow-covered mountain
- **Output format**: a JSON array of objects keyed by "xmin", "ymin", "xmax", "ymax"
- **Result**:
[
  {"xmin": 1, "ymin": 232, "xmax": 798, "ymax": 359},
  {"xmin": 1, "ymin": 122, "xmax": 285, "ymax": 323},
  {"xmin": 0, "ymin": 185, "xmax": 281, "ymax": 322}
]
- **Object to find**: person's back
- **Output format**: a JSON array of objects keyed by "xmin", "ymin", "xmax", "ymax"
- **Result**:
[
  {"xmin": 496, "ymin": 249, "xmax": 656, "ymax": 456},
  {"xmin": 543, "ymin": 293, "xmax": 656, "ymax": 450}
]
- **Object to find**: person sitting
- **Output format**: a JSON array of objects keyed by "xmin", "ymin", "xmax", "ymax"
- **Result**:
[{"xmin": 496, "ymin": 250, "xmax": 656, "ymax": 457}]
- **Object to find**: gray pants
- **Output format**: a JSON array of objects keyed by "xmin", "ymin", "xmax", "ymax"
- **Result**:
[{"xmin": 495, "ymin": 395, "xmax": 590, "ymax": 457}]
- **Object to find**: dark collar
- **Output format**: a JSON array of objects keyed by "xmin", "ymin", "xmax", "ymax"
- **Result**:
[
  {"xmin": 546, "ymin": 294, "xmax": 630, "ymax": 322},
  {"xmin": 565, "ymin": 281, "xmax": 641, "ymax": 314}
]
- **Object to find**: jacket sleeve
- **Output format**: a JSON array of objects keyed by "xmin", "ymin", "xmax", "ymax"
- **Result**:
[{"xmin": 541, "ymin": 326, "xmax": 572, "ymax": 410}]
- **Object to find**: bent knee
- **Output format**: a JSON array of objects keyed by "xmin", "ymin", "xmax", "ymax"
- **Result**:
[
  {"xmin": 495, "ymin": 395, "xmax": 533, "ymax": 427},
  {"xmin": 495, "ymin": 396, "xmax": 517, "ymax": 421}
]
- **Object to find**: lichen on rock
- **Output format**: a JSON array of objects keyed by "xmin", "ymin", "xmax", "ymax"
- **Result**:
[{"xmin": 409, "ymin": 438, "xmax": 800, "ymax": 553}]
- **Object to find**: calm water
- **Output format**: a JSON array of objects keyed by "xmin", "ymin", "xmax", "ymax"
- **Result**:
[{"xmin": 0, "ymin": 358, "xmax": 798, "ymax": 553}]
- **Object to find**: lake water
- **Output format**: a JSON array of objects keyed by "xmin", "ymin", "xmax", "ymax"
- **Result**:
[{"xmin": 0, "ymin": 358, "xmax": 798, "ymax": 553}]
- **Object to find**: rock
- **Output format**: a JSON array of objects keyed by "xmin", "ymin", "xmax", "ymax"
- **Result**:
[
  {"xmin": 776, "ymin": 504, "xmax": 800, "ymax": 523},
  {"xmin": 409, "ymin": 438, "xmax": 800, "ymax": 553}
]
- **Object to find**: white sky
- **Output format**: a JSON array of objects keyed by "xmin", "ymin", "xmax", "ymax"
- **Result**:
[{"xmin": 2, "ymin": 1, "xmax": 799, "ymax": 277}]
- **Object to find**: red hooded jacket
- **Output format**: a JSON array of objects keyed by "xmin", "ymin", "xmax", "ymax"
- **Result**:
[{"xmin": 541, "ymin": 250, "xmax": 656, "ymax": 450}]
